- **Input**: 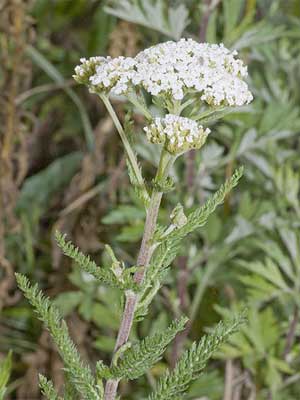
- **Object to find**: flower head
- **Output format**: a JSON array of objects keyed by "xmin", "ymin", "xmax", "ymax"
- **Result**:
[
  {"xmin": 144, "ymin": 114, "xmax": 210, "ymax": 155},
  {"xmin": 73, "ymin": 57, "xmax": 106, "ymax": 86},
  {"xmin": 74, "ymin": 38, "xmax": 253, "ymax": 107},
  {"xmin": 74, "ymin": 56, "xmax": 136, "ymax": 95},
  {"xmin": 89, "ymin": 56, "xmax": 136, "ymax": 95},
  {"xmin": 133, "ymin": 39, "xmax": 253, "ymax": 106}
]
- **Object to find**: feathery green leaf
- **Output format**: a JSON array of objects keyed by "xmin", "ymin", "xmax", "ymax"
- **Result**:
[
  {"xmin": 126, "ymin": 158, "xmax": 150, "ymax": 207},
  {"xmin": 170, "ymin": 167, "xmax": 243, "ymax": 240},
  {"xmin": 148, "ymin": 313, "xmax": 246, "ymax": 400},
  {"xmin": 38, "ymin": 375, "xmax": 62, "ymax": 400},
  {"xmin": 156, "ymin": 167, "xmax": 243, "ymax": 266},
  {"xmin": 16, "ymin": 274, "xmax": 102, "ymax": 400},
  {"xmin": 55, "ymin": 231, "xmax": 137, "ymax": 291},
  {"xmin": 110, "ymin": 317, "xmax": 188, "ymax": 380},
  {"xmin": 138, "ymin": 168, "xmax": 244, "ymax": 316}
]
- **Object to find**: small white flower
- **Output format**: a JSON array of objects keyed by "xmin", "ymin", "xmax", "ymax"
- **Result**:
[{"xmin": 144, "ymin": 114, "xmax": 210, "ymax": 154}]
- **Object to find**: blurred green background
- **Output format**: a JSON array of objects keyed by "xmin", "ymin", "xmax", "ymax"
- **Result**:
[{"xmin": 1, "ymin": 0, "xmax": 300, "ymax": 398}]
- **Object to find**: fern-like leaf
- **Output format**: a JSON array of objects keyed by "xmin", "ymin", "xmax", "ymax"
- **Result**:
[
  {"xmin": 158, "ymin": 168, "xmax": 242, "ymax": 266},
  {"xmin": 16, "ymin": 274, "xmax": 102, "ymax": 400},
  {"xmin": 148, "ymin": 313, "xmax": 246, "ymax": 400},
  {"xmin": 38, "ymin": 375, "xmax": 62, "ymax": 400},
  {"xmin": 137, "ymin": 168, "xmax": 244, "ymax": 317},
  {"xmin": 55, "ymin": 231, "xmax": 136, "ymax": 291},
  {"xmin": 64, "ymin": 372, "xmax": 80, "ymax": 400},
  {"xmin": 109, "ymin": 316, "xmax": 188, "ymax": 380},
  {"xmin": 168, "ymin": 167, "xmax": 244, "ymax": 242}
]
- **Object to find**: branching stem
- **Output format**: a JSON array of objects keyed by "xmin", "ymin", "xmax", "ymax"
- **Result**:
[{"xmin": 104, "ymin": 149, "xmax": 174, "ymax": 400}]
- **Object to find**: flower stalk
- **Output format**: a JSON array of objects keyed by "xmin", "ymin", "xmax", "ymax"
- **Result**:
[
  {"xmin": 104, "ymin": 150, "xmax": 174, "ymax": 400},
  {"xmin": 99, "ymin": 94, "xmax": 148, "ymax": 203}
]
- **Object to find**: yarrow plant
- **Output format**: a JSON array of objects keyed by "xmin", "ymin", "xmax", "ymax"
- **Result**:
[{"xmin": 16, "ymin": 38, "xmax": 253, "ymax": 400}]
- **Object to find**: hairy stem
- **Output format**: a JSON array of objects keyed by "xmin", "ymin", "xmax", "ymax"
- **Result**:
[
  {"xmin": 223, "ymin": 359, "xmax": 234, "ymax": 400},
  {"xmin": 104, "ymin": 150, "xmax": 174, "ymax": 400}
]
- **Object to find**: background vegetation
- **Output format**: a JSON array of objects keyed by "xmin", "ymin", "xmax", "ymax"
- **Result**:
[{"xmin": 1, "ymin": 0, "xmax": 300, "ymax": 398}]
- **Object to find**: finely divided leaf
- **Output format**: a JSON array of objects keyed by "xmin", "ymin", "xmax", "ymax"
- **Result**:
[
  {"xmin": 148, "ymin": 313, "xmax": 246, "ymax": 400},
  {"xmin": 135, "ymin": 168, "xmax": 243, "ymax": 319},
  {"xmin": 16, "ymin": 274, "xmax": 101, "ymax": 400},
  {"xmin": 109, "ymin": 317, "xmax": 188, "ymax": 380},
  {"xmin": 145, "ymin": 168, "xmax": 244, "ymax": 290},
  {"xmin": 55, "ymin": 231, "xmax": 136, "ymax": 291},
  {"xmin": 39, "ymin": 375, "xmax": 62, "ymax": 400}
]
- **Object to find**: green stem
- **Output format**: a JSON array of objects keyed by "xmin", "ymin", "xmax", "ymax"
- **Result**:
[
  {"xmin": 127, "ymin": 94, "xmax": 153, "ymax": 120},
  {"xmin": 193, "ymin": 106, "xmax": 225, "ymax": 121},
  {"xmin": 170, "ymin": 100, "xmax": 182, "ymax": 115},
  {"xmin": 179, "ymin": 98, "xmax": 196, "ymax": 113},
  {"xmin": 100, "ymin": 94, "xmax": 147, "ymax": 198}
]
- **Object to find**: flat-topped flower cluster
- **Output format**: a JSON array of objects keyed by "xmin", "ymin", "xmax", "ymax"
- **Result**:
[
  {"xmin": 144, "ymin": 114, "xmax": 210, "ymax": 155},
  {"xmin": 74, "ymin": 38, "xmax": 253, "ymax": 107}
]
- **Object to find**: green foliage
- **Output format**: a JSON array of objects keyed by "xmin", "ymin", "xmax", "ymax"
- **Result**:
[
  {"xmin": 136, "ymin": 167, "xmax": 244, "ymax": 319},
  {"xmin": 216, "ymin": 306, "xmax": 293, "ymax": 394},
  {"xmin": 26, "ymin": 45, "xmax": 94, "ymax": 151},
  {"xmin": 104, "ymin": 0, "xmax": 190, "ymax": 40},
  {"xmin": 170, "ymin": 166, "xmax": 241, "ymax": 252},
  {"xmin": 16, "ymin": 152, "xmax": 83, "ymax": 218},
  {"xmin": 0, "ymin": 351, "xmax": 12, "ymax": 400},
  {"xmin": 170, "ymin": 167, "xmax": 243, "ymax": 240},
  {"xmin": 15, "ymin": 274, "xmax": 102, "ymax": 400},
  {"xmin": 148, "ymin": 313, "xmax": 246, "ymax": 400},
  {"xmin": 39, "ymin": 374, "xmax": 62, "ymax": 400},
  {"xmin": 127, "ymin": 158, "xmax": 150, "ymax": 207},
  {"xmin": 239, "ymin": 257, "xmax": 292, "ymax": 304},
  {"xmin": 55, "ymin": 231, "xmax": 137, "ymax": 291},
  {"xmin": 102, "ymin": 204, "xmax": 145, "ymax": 225},
  {"xmin": 273, "ymin": 164, "xmax": 300, "ymax": 214},
  {"xmin": 108, "ymin": 317, "xmax": 188, "ymax": 380}
]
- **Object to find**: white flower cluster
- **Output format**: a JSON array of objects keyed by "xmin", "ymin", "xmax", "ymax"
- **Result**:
[
  {"xmin": 89, "ymin": 56, "xmax": 136, "ymax": 95},
  {"xmin": 134, "ymin": 39, "xmax": 252, "ymax": 105},
  {"xmin": 74, "ymin": 56, "xmax": 136, "ymax": 95},
  {"xmin": 144, "ymin": 114, "xmax": 210, "ymax": 154},
  {"xmin": 74, "ymin": 38, "xmax": 253, "ymax": 106},
  {"xmin": 73, "ymin": 56, "xmax": 105, "ymax": 85}
]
